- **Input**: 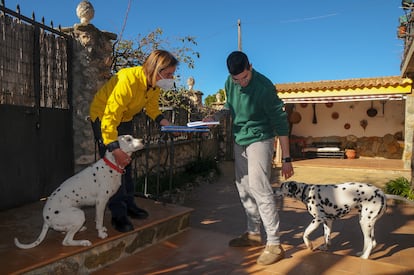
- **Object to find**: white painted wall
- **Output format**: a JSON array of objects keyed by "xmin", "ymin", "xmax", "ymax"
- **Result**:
[{"xmin": 290, "ymin": 100, "xmax": 405, "ymax": 138}]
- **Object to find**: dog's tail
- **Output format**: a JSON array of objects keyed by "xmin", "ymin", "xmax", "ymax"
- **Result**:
[
  {"xmin": 14, "ymin": 223, "xmax": 49, "ymax": 249},
  {"xmin": 385, "ymin": 194, "xmax": 414, "ymax": 205}
]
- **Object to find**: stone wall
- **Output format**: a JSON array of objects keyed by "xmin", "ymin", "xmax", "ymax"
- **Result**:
[
  {"xmin": 292, "ymin": 134, "xmax": 404, "ymax": 159},
  {"xmin": 61, "ymin": 23, "xmax": 116, "ymax": 172}
]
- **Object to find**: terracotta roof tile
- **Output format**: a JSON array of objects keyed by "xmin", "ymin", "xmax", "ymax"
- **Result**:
[{"xmin": 275, "ymin": 76, "xmax": 412, "ymax": 93}]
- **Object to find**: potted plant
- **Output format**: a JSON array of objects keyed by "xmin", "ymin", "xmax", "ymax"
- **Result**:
[{"xmin": 344, "ymin": 142, "xmax": 357, "ymax": 159}]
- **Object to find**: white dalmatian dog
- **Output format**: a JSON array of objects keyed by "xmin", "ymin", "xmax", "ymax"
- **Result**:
[
  {"xmin": 276, "ymin": 181, "xmax": 414, "ymax": 259},
  {"xmin": 14, "ymin": 135, "xmax": 144, "ymax": 249}
]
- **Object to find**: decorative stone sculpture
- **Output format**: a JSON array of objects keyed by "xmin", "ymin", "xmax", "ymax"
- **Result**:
[
  {"xmin": 187, "ymin": 77, "xmax": 195, "ymax": 91},
  {"xmin": 215, "ymin": 93, "xmax": 222, "ymax": 103},
  {"xmin": 76, "ymin": 1, "xmax": 95, "ymax": 25}
]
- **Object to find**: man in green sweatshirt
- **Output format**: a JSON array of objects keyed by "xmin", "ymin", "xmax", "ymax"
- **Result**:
[{"xmin": 210, "ymin": 51, "xmax": 294, "ymax": 265}]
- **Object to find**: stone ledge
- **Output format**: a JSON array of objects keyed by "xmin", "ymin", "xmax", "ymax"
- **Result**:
[{"xmin": 1, "ymin": 198, "xmax": 192, "ymax": 274}]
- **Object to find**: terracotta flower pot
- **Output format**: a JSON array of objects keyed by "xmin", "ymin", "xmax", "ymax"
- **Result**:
[{"xmin": 345, "ymin": 149, "xmax": 356, "ymax": 159}]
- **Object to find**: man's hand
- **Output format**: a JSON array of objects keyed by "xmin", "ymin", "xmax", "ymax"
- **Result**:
[
  {"xmin": 281, "ymin": 162, "xmax": 294, "ymax": 179},
  {"xmin": 202, "ymin": 116, "xmax": 218, "ymax": 128},
  {"xmin": 202, "ymin": 116, "xmax": 214, "ymax": 123}
]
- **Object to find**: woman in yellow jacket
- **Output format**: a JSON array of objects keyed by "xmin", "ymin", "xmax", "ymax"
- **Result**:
[{"xmin": 89, "ymin": 49, "xmax": 177, "ymax": 232}]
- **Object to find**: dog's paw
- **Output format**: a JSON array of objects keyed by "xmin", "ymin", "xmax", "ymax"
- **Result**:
[
  {"xmin": 356, "ymin": 251, "xmax": 369, "ymax": 259},
  {"xmin": 303, "ymin": 238, "xmax": 313, "ymax": 250},
  {"xmin": 98, "ymin": 231, "xmax": 108, "ymax": 239},
  {"xmin": 63, "ymin": 239, "xmax": 92, "ymax": 246},
  {"xmin": 80, "ymin": 240, "xmax": 92, "ymax": 246},
  {"xmin": 81, "ymin": 240, "xmax": 92, "ymax": 246},
  {"xmin": 305, "ymin": 243, "xmax": 314, "ymax": 251}
]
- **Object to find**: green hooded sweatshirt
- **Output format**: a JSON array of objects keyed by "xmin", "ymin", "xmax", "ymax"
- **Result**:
[{"xmin": 224, "ymin": 69, "xmax": 289, "ymax": 146}]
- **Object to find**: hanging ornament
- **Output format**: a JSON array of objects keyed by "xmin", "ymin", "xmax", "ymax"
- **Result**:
[{"xmin": 360, "ymin": 119, "xmax": 368, "ymax": 130}]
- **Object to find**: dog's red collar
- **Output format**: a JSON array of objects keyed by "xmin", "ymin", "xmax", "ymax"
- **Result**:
[{"xmin": 103, "ymin": 157, "xmax": 125, "ymax": 174}]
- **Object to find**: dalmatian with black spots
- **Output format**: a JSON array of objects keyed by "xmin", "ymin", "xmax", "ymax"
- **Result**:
[
  {"xmin": 14, "ymin": 135, "xmax": 144, "ymax": 249},
  {"xmin": 276, "ymin": 181, "xmax": 414, "ymax": 259}
]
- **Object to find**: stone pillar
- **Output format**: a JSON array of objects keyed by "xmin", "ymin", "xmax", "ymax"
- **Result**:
[
  {"xmin": 62, "ymin": 1, "xmax": 117, "ymax": 172},
  {"xmin": 404, "ymin": 94, "xmax": 414, "ymax": 172}
]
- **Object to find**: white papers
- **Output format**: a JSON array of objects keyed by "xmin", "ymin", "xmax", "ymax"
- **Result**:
[
  {"xmin": 187, "ymin": 121, "xmax": 220, "ymax": 127},
  {"xmin": 161, "ymin": 126, "xmax": 209, "ymax": 132}
]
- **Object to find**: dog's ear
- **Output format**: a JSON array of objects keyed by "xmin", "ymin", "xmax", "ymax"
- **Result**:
[
  {"xmin": 287, "ymin": 181, "xmax": 298, "ymax": 195},
  {"xmin": 273, "ymin": 187, "xmax": 283, "ymax": 196}
]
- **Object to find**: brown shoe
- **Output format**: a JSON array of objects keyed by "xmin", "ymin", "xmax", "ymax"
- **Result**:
[
  {"xmin": 257, "ymin": 244, "xmax": 285, "ymax": 265},
  {"xmin": 228, "ymin": 232, "xmax": 262, "ymax": 247}
]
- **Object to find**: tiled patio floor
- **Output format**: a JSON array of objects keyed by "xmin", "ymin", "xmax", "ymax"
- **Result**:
[{"xmin": 94, "ymin": 159, "xmax": 414, "ymax": 275}]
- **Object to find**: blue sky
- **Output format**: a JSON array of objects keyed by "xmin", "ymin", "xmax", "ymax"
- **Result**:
[{"xmin": 4, "ymin": 0, "xmax": 406, "ymax": 99}]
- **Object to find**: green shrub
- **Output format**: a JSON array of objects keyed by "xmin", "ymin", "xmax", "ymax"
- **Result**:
[
  {"xmin": 384, "ymin": 177, "xmax": 414, "ymax": 200},
  {"xmin": 184, "ymin": 158, "xmax": 220, "ymax": 176}
]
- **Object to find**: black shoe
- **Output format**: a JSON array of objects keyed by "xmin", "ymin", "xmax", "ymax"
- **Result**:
[
  {"xmin": 111, "ymin": 216, "xmax": 134, "ymax": 232},
  {"xmin": 127, "ymin": 206, "xmax": 149, "ymax": 219}
]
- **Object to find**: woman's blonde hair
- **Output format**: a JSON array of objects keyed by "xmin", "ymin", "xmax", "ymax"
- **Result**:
[{"xmin": 143, "ymin": 49, "xmax": 179, "ymax": 87}]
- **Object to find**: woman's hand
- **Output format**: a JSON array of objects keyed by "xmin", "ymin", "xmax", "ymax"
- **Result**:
[
  {"xmin": 160, "ymin": 118, "xmax": 181, "ymax": 137},
  {"xmin": 112, "ymin": 148, "xmax": 131, "ymax": 169}
]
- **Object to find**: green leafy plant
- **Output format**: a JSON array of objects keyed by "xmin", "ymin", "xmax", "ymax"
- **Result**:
[
  {"xmin": 112, "ymin": 28, "xmax": 199, "ymax": 72},
  {"xmin": 384, "ymin": 177, "xmax": 414, "ymax": 200},
  {"xmin": 344, "ymin": 141, "xmax": 357, "ymax": 150},
  {"xmin": 184, "ymin": 158, "xmax": 220, "ymax": 177}
]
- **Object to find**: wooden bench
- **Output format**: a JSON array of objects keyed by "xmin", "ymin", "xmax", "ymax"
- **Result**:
[{"xmin": 302, "ymin": 142, "xmax": 344, "ymax": 159}]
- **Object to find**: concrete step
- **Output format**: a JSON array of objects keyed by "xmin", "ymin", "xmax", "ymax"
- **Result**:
[{"xmin": 1, "ymin": 197, "xmax": 193, "ymax": 274}]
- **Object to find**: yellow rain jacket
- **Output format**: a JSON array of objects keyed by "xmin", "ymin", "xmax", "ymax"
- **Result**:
[{"xmin": 89, "ymin": 66, "xmax": 163, "ymax": 145}]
